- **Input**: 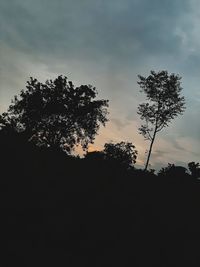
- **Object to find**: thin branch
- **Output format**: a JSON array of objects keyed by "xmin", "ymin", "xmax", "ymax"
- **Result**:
[{"xmin": 156, "ymin": 122, "xmax": 166, "ymax": 132}]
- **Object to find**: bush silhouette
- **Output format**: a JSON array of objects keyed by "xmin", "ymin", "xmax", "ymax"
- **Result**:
[{"xmin": 188, "ymin": 162, "xmax": 200, "ymax": 179}]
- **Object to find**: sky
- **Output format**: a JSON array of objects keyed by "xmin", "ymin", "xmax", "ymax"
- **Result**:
[{"xmin": 0, "ymin": 0, "xmax": 200, "ymax": 170}]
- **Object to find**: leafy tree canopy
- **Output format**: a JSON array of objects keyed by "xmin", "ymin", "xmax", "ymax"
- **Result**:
[
  {"xmin": 0, "ymin": 75, "xmax": 109, "ymax": 153},
  {"xmin": 103, "ymin": 141, "xmax": 138, "ymax": 167}
]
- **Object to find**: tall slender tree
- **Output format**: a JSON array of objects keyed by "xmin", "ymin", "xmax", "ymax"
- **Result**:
[{"xmin": 137, "ymin": 70, "xmax": 186, "ymax": 171}]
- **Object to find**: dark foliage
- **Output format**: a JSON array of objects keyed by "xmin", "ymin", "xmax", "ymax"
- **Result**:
[
  {"xmin": 158, "ymin": 163, "xmax": 188, "ymax": 177},
  {"xmin": 0, "ymin": 72, "xmax": 198, "ymax": 266},
  {"xmin": 103, "ymin": 141, "xmax": 137, "ymax": 167},
  {"xmin": 0, "ymin": 76, "xmax": 109, "ymax": 153},
  {"xmin": 188, "ymin": 162, "xmax": 200, "ymax": 179},
  {"xmin": 84, "ymin": 150, "xmax": 105, "ymax": 161},
  {"xmin": 84, "ymin": 141, "xmax": 138, "ymax": 168},
  {"xmin": 1, "ymin": 131, "xmax": 200, "ymax": 267},
  {"xmin": 137, "ymin": 70, "xmax": 186, "ymax": 170}
]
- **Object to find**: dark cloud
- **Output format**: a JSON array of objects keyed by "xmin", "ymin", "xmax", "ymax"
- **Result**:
[
  {"xmin": 0, "ymin": 0, "xmax": 192, "ymax": 66},
  {"xmin": 0, "ymin": 0, "xmax": 200, "ymax": 168}
]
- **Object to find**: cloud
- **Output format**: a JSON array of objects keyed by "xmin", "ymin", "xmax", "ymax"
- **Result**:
[
  {"xmin": 111, "ymin": 118, "xmax": 130, "ymax": 131},
  {"xmin": 0, "ymin": 0, "xmax": 192, "ymax": 64},
  {"xmin": 0, "ymin": 0, "xmax": 200, "ymax": 168}
]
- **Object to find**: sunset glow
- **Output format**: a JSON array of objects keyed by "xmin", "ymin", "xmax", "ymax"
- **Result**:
[{"xmin": 1, "ymin": 0, "xmax": 200, "ymax": 169}]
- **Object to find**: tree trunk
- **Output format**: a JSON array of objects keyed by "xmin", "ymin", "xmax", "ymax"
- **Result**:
[{"xmin": 144, "ymin": 127, "xmax": 157, "ymax": 171}]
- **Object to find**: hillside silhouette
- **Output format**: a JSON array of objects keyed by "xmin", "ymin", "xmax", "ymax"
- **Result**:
[{"xmin": 1, "ymin": 75, "xmax": 200, "ymax": 266}]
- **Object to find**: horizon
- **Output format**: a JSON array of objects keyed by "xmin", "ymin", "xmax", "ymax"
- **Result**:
[{"xmin": 0, "ymin": 0, "xmax": 200, "ymax": 169}]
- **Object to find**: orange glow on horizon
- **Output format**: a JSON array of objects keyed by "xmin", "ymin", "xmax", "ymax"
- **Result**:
[{"xmin": 87, "ymin": 145, "xmax": 101, "ymax": 153}]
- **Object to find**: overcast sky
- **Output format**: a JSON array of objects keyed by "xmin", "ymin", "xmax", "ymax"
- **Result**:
[{"xmin": 0, "ymin": 0, "xmax": 200, "ymax": 169}]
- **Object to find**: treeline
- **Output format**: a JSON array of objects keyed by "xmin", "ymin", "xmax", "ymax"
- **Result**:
[
  {"xmin": 1, "ymin": 130, "xmax": 200, "ymax": 266},
  {"xmin": 1, "ymin": 72, "xmax": 200, "ymax": 266},
  {"xmin": 0, "ymin": 71, "xmax": 187, "ymax": 171},
  {"xmin": 0, "ymin": 127, "xmax": 199, "ymax": 179}
]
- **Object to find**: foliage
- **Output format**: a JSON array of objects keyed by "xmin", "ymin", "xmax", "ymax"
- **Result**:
[
  {"xmin": 2, "ymin": 132, "xmax": 200, "ymax": 267},
  {"xmin": 137, "ymin": 70, "xmax": 186, "ymax": 170},
  {"xmin": 158, "ymin": 163, "xmax": 188, "ymax": 177},
  {"xmin": 0, "ymin": 75, "xmax": 109, "ymax": 153},
  {"xmin": 103, "ymin": 141, "xmax": 137, "ymax": 167},
  {"xmin": 188, "ymin": 162, "xmax": 200, "ymax": 179},
  {"xmin": 84, "ymin": 150, "xmax": 105, "ymax": 161}
]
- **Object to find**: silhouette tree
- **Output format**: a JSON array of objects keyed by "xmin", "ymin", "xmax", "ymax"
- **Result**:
[
  {"xmin": 84, "ymin": 151, "xmax": 105, "ymax": 161},
  {"xmin": 137, "ymin": 70, "xmax": 186, "ymax": 170},
  {"xmin": 158, "ymin": 163, "xmax": 188, "ymax": 177},
  {"xmin": 188, "ymin": 162, "xmax": 200, "ymax": 179},
  {"xmin": 0, "ymin": 75, "xmax": 109, "ymax": 153},
  {"xmin": 103, "ymin": 141, "xmax": 137, "ymax": 167}
]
